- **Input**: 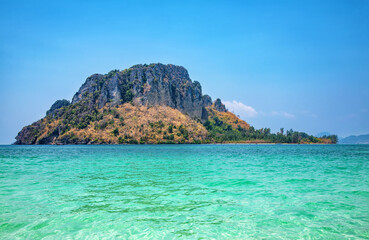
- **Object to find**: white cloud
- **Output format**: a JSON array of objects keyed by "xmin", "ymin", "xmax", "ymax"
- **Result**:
[
  {"xmin": 224, "ymin": 100, "xmax": 258, "ymax": 118},
  {"xmin": 300, "ymin": 110, "xmax": 317, "ymax": 118},
  {"xmin": 271, "ymin": 111, "xmax": 295, "ymax": 119}
]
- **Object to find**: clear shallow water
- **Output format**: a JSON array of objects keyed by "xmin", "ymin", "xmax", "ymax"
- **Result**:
[{"xmin": 0, "ymin": 145, "xmax": 368, "ymax": 239}]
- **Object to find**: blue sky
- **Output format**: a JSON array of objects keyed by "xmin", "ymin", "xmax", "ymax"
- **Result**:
[{"xmin": 0, "ymin": 0, "xmax": 368, "ymax": 144}]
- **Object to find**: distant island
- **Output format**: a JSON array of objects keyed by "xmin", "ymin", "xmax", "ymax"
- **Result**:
[
  {"xmin": 340, "ymin": 134, "xmax": 369, "ymax": 144},
  {"xmin": 15, "ymin": 63, "xmax": 337, "ymax": 144}
]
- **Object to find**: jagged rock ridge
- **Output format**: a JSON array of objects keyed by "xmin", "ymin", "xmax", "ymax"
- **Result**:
[{"xmin": 71, "ymin": 63, "xmax": 222, "ymax": 120}]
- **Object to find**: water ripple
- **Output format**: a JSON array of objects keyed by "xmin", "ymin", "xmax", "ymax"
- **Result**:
[{"xmin": 0, "ymin": 144, "xmax": 369, "ymax": 239}]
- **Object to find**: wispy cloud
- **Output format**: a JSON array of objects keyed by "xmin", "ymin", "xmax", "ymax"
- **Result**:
[
  {"xmin": 271, "ymin": 111, "xmax": 295, "ymax": 119},
  {"xmin": 224, "ymin": 100, "xmax": 258, "ymax": 118},
  {"xmin": 300, "ymin": 110, "xmax": 317, "ymax": 118}
]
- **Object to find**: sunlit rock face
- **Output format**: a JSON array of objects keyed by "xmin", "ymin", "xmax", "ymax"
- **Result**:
[{"xmin": 71, "ymin": 63, "xmax": 216, "ymax": 120}]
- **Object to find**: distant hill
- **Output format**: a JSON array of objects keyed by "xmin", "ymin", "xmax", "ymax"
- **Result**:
[
  {"xmin": 340, "ymin": 134, "xmax": 369, "ymax": 144},
  {"xmin": 14, "ymin": 63, "xmax": 336, "ymax": 145}
]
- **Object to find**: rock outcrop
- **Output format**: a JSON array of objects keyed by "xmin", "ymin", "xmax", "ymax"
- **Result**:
[
  {"xmin": 71, "ymin": 64, "xmax": 216, "ymax": 120},
  {"xmin": 15, "ymin": 120, "xmax": 44, "ymax": 145},
  {"xmin": 213, "ymin": 98, "xmax": 227, "ymax": 112},
  {"xmin": 46, "ymin": 99, "xmax": 70, "ymax": 116}
]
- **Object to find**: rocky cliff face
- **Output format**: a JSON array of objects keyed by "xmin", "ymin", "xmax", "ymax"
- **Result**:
[
  {"xmin": 71, "ymin": 64, "xmax": 223, "ymax": 120},
  {"xmin": 213, "ymin": 98, "xmax": 227, "ymax": 112}
]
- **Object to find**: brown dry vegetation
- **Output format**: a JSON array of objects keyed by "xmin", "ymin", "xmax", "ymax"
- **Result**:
[
  {"xmin": 17, "ymin": 102, "xmax": 336, "ymax": 145},
  {"xmin": 206, "ymin": 107, "xmax": 250, "ymax": 130},
  {"xmin": 53, "ymin": 103, "xmax": 208, "ymax": 144}
]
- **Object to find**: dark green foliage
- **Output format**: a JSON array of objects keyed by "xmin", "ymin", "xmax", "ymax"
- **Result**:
[
  {"xmin": 150, "ymin": 121, "xmax": 164, "ymax": 129},
  {"xmin": 53, "ymin": 100, "xmax": 101, "ymax": 131},
  {"xmin": 237, "ymin": 125, "xmax": 244, "ymax": 132},
  {"xmin": 117, "ymin": 71, "xmax": 134, "ymax": 103},
  {"xmin": 178, "ymin": 125, "xmax": 189, "ymax": 139},
  {"xmin": 46, "ymin": 99, "xmax": 71, "ymax": 116},
  {"xmin": 204, "ymin": 120, "xmax": 212, "ymax": 130},
  {"xmin": 140, "ymin": 136, "xmax": 149, "ymax": 144},
  {"xmin": 93, "ymin": 90, "xmax": 100, "ymax": 101},
  {"xmin": 106, "ymin": 108, "xmax": 120, "ymax": 118},
  {"xmin": 112, "ymin": 128, "xmax": 119, "ymax": 137},
  {"xmin": 117, "ymin": 134, "xmax": 139, "ymax": 144},
  {"xmin": 77, "ymin": 122, "xmax": 88, "ymax": 129},
  {"xmin": 168, "ymin": 125, "xmax": 173, "ymax": 133},
  {"xmin": 125, "ymin": 90, "xmax": 133, "ymax": 102},
  {"xmin": 323, "ymin": 134, "xmax": 338, "ymax": 144},
  {"xmin": 213, "ymin": 117, "xmax": 223, "ymax": 126},
  {"xmin": 225, "ymin": 125, "xmax": 232, "ymax": 131},
  {"xmin": 119, "ymin": 117, "xmax": 125, "ymax": 126},
  {"xmin": 128, "ymin": 139, "xmax": 139, "ymax": 144},
  {"xmin": 202, "ymin": 117, "xmax": 329, "ymax": 144},
  {"xmin": 163, "ymin": 134, "xmax": 174, "ymax": 140}
]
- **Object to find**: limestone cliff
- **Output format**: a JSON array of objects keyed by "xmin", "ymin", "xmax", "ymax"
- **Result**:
[{"xmin": 71, "ymin": 64, "xmax": 219, "ymax": 120}]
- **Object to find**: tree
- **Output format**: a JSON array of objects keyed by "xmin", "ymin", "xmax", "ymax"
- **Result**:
[
  {"xmin": 237, "ymin": 125, "xmax": 244, "ymax": 132},
  {"xmin": 112, "ymin": 128, "xmax": 119, "ymax": 137},
  {"xmin": 264, "ymin": 128, "xmax": 271, "ymax": 135},
  {"xmin": 203, "ymin": 120, "xmax": 212, "ymax": 130},
  {"xmin": 168, "ymin": 125, "xmax": 173, "ymax": 133},
  {"xmin": 286, "ymin": 129, "xmax": 293, "ymax": 136},
  {"xmin": 280, "ymin": 128, "xmax": 284, "ymax": 135},
  {"xmin": 213, "ymin": 117, "xmax": 223, "ymax": 126},
  {"xmin": 328, "ymin": 135, "xmax": 338, "ymax": 144}
]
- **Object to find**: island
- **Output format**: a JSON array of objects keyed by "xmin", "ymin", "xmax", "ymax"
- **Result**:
[{"xmin": 14, "ymin": 63, "xmax": 337, "ymax": 144}]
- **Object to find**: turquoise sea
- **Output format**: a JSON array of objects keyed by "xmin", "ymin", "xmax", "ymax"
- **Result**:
[{"xmin": 0, "ymin": 145, "xmax": 368, "ymax": 239}]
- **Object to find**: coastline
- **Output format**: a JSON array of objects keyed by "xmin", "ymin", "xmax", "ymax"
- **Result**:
[{"xmin": 11, "ymin": 142, "xmax": 336, "ymax": 145}]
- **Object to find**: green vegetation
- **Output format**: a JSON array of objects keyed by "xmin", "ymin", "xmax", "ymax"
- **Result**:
[
  {"xmin": 46, "ymin": 99, "xmax": 70, "ymax": 116},
  {"xmin": 203, "ymin": 116, "xmax": 337, "ymax": 144},
  {"xmin": 168, "ymin": 125, "xmax": 173, "ymax": 133},
  {"xmin": 112, "ymin": 128, "xmax": 119, "ymax": 137}
]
